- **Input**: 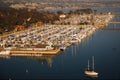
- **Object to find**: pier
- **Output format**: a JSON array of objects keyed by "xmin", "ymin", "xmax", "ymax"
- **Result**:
[
  {"xmin": 0, "ymin": 49, "xmax": 61, "ymax": 57},
  {"xmin": 112, "ymin": 12, "xmax": 120, "ymax": 15},
  {"xmin": 109, "ymin": 22, "xmax": 120, "ymax": 24},
  {"xmin": 103, "ymin": 28, "xmax": 120, "ymax": 30},
  {"xmin": 10, "ymin": 49, "xmax": 61, "ymax": 56}
]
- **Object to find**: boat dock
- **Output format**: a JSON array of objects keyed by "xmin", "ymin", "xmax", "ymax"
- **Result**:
[
  {"xmin": 11, "ymin": 49, "xmax": 60, "ymax": 56},
  {"xmin": 109, "ymin": 22, "xmax": 120, "ymax": 24},
  {"xmin": 0, "ymin": 13, "xmax": 115, "ymax": 57},
  {"xmin": 0, "ymin": 49, "xmax": 60, "ymax": 57}
]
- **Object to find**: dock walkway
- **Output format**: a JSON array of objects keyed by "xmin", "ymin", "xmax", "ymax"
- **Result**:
[{"xmin": 0, "ymin": 49, "xmax": 60, "ymax": 57}]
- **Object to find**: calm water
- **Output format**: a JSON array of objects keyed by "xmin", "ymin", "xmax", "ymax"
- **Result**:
[{"xmin": 0, "ymin": 8, "xmax": 120, "ymax": 80}]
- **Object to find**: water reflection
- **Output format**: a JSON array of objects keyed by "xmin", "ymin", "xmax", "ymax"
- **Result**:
[
  {"xmin": 0, "ymin": 56, "xmax": 10, "ymax": 59},
  {"xmin": 20, "ymin": 55, "xmax": 55, "ymax": 68},
  {"xmin": 83, "ymin": 75, "xmax": 98, "ymax": 80}
]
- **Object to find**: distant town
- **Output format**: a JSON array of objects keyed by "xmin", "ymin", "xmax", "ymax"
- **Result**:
[
  {"xmin": 0, "ymin": 0, "xmax": 120, "ymax": 34},
  {"xmin": 1, "ymin": 0, "xmax": 120, "ymax": 10}
]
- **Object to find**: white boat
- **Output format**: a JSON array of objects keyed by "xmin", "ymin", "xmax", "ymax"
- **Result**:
[
  {"xmin": 84, "ymin": 56, "xmax": 98, "ymax": 77},
  {"xmin": 59, "ymin": 46, "xmax": 66, "ymax": 51}
]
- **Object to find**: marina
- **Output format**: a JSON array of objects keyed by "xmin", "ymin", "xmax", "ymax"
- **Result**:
[
  {"xmin": 0, "ymin": 13, "xmax": 114, "ymax": 56},
  {"xmin": 0, "ymin": 7, "xmax": 120, "ymax": 80}
]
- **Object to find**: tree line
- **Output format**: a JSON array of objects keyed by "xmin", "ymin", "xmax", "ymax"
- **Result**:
[{"xmin": 0, "ymin": 7, "xmax": 59, "ymax": 34}]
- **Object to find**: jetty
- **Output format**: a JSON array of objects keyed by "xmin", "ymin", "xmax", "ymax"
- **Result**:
[
  {"xmin": 109, "ymin": 22, "xmax": 120, "ymax": 24},
  {"xmin": 10, "ymin": 49, "xmax": 60, "ymax": 56},
  {"xmin": 0, "ymin": 49, "xmax": 60, "ymax": 57}
]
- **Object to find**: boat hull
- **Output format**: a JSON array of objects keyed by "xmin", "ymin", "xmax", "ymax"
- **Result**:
[{"xmin": 85, "ymin": 71, "xmax": 98, "ymax": 77}]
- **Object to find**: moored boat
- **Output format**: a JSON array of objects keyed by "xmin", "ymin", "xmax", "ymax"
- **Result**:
[
  {"xmin": 84, "ymin": 56, "xmax": 98, "ymax": 77},
  {"xmin": 59, "ymin": 46, "xmax": 66, "ymax": 51}
]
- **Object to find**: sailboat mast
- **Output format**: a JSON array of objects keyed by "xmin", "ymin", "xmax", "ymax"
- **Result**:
[
  {"xmin": 92, "ymin": 56, "xmax": 94, "ymax": 71},
  {"xmin": 88, "ymin": 60, "xmax": 90, "ymax": 70}
]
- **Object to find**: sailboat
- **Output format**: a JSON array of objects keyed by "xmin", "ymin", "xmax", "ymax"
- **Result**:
[{"xmin": 84, "ymin": 56, "xmax": 98, "ymax": 77}]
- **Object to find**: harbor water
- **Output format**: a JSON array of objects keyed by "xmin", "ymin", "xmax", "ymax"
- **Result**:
[{"xmin": 0, "ymin": 8, "xmax": 120, "ymax": 79}]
